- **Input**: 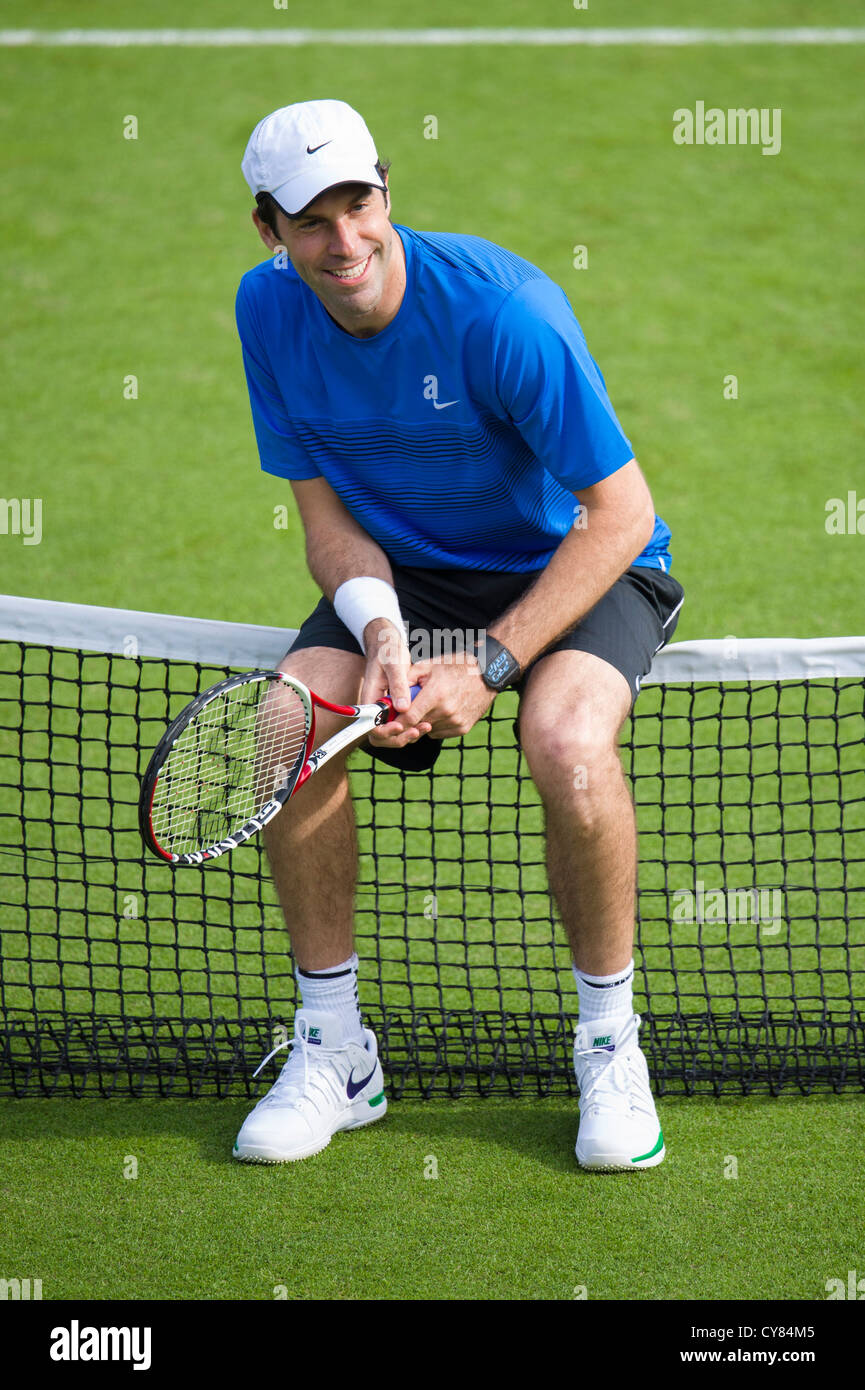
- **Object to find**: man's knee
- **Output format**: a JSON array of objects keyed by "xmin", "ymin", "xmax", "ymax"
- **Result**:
[
  {"xmin": 518, "ymin": 652, "xmax": 631, "ymax": 801},
  {"xmin": 521, "ymin": 709, "xmax": 622, "ymax": 797},
  {"xmin": 274, "ymin": 645, "xmax": 364, "ymax": 772},
  {"xmin": 279, "ymin": 644, "xmax": 364, "ymax": 701}
]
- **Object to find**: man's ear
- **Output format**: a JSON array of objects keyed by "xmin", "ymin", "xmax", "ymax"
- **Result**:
[{"xmin": 252, "ymin": 208, "xmax": 279, "ymax": 250}]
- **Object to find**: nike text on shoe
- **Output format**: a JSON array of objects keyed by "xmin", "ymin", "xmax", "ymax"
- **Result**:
[
  {"xmin": 573, "ymin": 1013, "xmax": 665, "ymax": 1172},
  {"xmin": 233, "ymin": 1009, "xmax": 387, "ymax": 1164}
]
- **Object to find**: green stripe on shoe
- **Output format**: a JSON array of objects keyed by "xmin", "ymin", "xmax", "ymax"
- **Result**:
[
  {"xmin": 632, "ymin": 1129, "xmax": 664, "ymax": 1163},
  {"xmin": 367, "ymin": 1092, "xmax": 385, "ymax": 1107}
]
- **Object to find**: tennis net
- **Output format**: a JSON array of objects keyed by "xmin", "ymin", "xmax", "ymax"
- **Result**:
[{"xmin": 1, "ymin": 594, "xmax": 863, "ymax": 1097}]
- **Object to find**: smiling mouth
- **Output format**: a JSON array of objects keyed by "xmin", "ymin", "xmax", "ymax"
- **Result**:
[{"xmin": 324, "ymin": 255, "xmax": 372, "ymax": 284}]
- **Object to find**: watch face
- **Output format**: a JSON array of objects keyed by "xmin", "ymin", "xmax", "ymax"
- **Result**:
[
  {"xmin": 479, "ymin": 640, "xmax": 519, "ymax": 690},
  {"xmin": 486, "ymin": 649, "xmax": 515, "ymax": 687}
]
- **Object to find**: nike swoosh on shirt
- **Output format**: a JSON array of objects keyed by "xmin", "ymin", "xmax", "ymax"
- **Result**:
[
  {"xmin": 306, "ymin": 141, "xmax": 333, "ymax": 155},
  {"xmin": 346, "ymin": 1062, "xmax": 378, "ymax": 1099},
  {"xmin": 432, "ymin": 399, "xmax": 459, "ymax": 410}
]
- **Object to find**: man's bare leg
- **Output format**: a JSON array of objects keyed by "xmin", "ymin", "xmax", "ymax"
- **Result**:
[
  {"xmin": 233, "ymin": 645, "xmax": 389, "ymax": 1164},
  {"xmin": 262, "ymin": 646, "xmax": 365, "ymax": 970},
  {"xmin": 518, "ymin": 648, "xmax": 665, "ymax": 1170},
  {"xmin": 517, "ymin": 649, "xmax": 635, "ymax": 973}
]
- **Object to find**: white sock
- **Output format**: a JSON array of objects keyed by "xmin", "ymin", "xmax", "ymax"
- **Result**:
[
  {"xmin": 573, "ymin": 959, "xmax": 634, "ymax": 1026},
  {"xmin": 296, "ymin": 953, "xmax": 365, "ymax": 1044}
]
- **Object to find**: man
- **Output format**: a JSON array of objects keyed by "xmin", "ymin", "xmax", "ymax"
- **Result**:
[{"xmin": 232, "ymin": 99, "xmax": 684, "ymax": 1170}]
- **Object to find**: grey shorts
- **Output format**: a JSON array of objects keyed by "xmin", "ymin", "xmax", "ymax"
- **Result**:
[{"xmin": 289, "ymin": 562, "xmax": 684, "ymax": 771}]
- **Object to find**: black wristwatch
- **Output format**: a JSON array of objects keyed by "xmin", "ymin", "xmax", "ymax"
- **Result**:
[{"xmin": 475, "ymin": 636, "xmax": 521, "ymax": 692}]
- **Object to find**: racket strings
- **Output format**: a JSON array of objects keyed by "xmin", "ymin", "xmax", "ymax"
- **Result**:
[{"xmin": 150, "ymin": 679, "xmax": 310, "ymax": 855}]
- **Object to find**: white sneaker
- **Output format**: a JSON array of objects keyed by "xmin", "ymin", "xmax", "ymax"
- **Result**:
[
  {"xmin": 574, "ymin": 1013, "xmax": 665, "ymax": 1171},
  {"xmin": 233, "ymin": 1010, "xmax": 387, "ymax": 1164}
]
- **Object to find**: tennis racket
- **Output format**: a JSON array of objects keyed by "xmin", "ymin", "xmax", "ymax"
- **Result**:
[{"xmin": 139, "ymin": 671, "xmax": 420, "ymax": 866}]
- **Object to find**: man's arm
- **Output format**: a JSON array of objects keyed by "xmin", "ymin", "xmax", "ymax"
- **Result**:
[
  {"xmin": 486, "ymin": 457, "xmax": 656, "ymax": 668},
  {"xmin": 291, "ymin": 476, "xmax": 394, "ymax": 599},
  {"xmin": 290, "ymin": 477, "xmax": 417, "ymax": 711},
  {"xmin": 382, "ymin": 457, "xmax": 655, "ymax": 746}
]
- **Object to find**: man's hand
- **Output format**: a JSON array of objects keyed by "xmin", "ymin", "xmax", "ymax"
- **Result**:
[
  {"xmin": 369, "ymin": 654, "xmax": 496, "ymax": 749},
  {"xmin": 360, "ymin": 618, "xmax": 429, "ymax": 728}
]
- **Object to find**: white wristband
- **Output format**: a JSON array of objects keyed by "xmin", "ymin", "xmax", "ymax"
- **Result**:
[{"xmin": 333, "ymin": 577, "xmax": 406, "ymax": 652}]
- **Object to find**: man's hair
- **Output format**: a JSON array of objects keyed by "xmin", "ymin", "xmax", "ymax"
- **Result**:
[{"xmin": 255, "ymin": 160, "xmax": 391, "ymax": 234}]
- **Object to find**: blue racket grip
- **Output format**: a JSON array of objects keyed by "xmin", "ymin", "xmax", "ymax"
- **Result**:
[{"xmin": 383, "ymin": 683, "xmax": 422, "ymax": 721}]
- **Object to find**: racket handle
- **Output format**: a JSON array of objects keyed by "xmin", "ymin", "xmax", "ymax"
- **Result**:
[{"xmin": 382, "ymin": 683, "xmax": 423, "ymax": 722}]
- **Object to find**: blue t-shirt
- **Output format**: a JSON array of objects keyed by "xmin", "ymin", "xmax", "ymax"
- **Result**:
[{"xmin": 236, "ymin": 225, "xmax": 672, "ymax": 572}]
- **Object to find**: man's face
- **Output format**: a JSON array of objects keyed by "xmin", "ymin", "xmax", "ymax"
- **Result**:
[{"xmin": 253, "ymin": 182, "xmax": 404, "ymax": 338}]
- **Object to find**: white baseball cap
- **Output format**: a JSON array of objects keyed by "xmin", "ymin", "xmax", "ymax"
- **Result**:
[{"xmin": 241, "ymin": 99, "xmax": 386, "ymax": 215}]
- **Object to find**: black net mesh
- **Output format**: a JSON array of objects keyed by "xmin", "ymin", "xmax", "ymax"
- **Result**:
[{"xmin": 1, "ymin": 635, "xmax": 863, "ymax": 1097}]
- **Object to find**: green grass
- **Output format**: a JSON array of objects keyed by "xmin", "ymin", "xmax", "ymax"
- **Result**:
[
  {"xmin": 2, "ymin": 0, "xmax": 862, "ymax": 31},
  {"xmin": 1, "ymin": 1, "xmax": 864, "ymax": 1302},
  {"xmin": 1, "ymin": 1094, "xmax": 863, "ymax": 1300},
  {"xmin": 1, "ymin": 7, "xmax": 863, "ymax": 635}
]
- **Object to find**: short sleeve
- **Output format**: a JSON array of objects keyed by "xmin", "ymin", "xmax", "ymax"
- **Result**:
[
  {"xmin": 491, "ymin": 279, "xmax": 635, "ymax": 491},
  {"xmin": 235, "ymin": 277, "xmax": 322, "ymax": 481}
]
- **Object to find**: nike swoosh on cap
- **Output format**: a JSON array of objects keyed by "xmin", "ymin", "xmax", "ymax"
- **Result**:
[
  {"xmin": 306, "ymin": 141, "xmax": 333, "ymax": 155},
  {"xmin": 346, "ymin": 1062, "xmax": 378, "ymax": 1099}
]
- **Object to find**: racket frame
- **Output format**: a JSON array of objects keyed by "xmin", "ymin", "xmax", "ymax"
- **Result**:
[{"xmin": 139, "ymin": 669, "xmax": 395, "ymax": 866}]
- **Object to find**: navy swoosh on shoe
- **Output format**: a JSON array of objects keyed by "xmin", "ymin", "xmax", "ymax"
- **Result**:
[{"xmin": 346, "ymin": 1062, "xmax": 378, "ymax": 1099}]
